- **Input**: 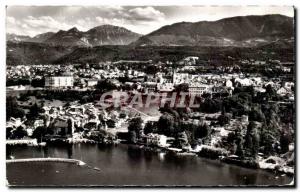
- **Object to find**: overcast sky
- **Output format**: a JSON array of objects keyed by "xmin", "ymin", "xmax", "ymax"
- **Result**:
[{"xmin": 6, "ymin": 6, "xmax": 294, "ymax": 37}]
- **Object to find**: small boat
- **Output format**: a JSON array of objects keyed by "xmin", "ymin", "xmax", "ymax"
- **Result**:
[{"xmin": 93, "ymin": 167, "xmax": 101, "ymax": 171}]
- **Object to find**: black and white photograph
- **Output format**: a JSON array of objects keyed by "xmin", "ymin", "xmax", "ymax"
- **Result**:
[{"xmin": 4, "ymin": 4, "xmax": 296, "ymax": 187}]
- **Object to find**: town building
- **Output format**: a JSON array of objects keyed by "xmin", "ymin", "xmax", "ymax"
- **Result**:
[
  {"xmin": 50, "ymin": 118, "xmax": 74, "ymax": 137},
  {"xmin": 144, "ymin": 133, "xmax": 167, "ymax": 147},
  {"xmin": 86, "ymin": 79, "xmax": 98, "ymax": 87},
  {"xmin": 45, "ymin": 74, "xmax": 74, "ymax": 88},
  {"xmin": 144, "ymin": 82, "xmax": 157, "ymax": 93},
  {"xmin": 33, "ymin": 119, "xmax": 44, "ymax": 129},
  {"xmin": 188, "ymin": 83, "xmax": 210, "ymax": 96}
]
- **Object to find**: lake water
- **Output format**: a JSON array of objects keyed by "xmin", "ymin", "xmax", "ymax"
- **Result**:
[{"xmin": 6, "ymin": 143, "xmax": 293, "ymax": 187}]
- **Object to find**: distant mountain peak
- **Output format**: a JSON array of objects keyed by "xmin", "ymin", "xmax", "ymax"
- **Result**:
[
  {"xmin": 96, "ymin": 24, "xmax": 118, "ymax": 28},
  {"xmin": 87, "ymin": 25, "xmax": 133, "ymax": 33},
  {"xmin": 68, "ymin": 27, "xmax": 80, "ymax": 32},
  {"xmin": 83, "ymin": 25, "xmax": 141, "ymax": 46}
]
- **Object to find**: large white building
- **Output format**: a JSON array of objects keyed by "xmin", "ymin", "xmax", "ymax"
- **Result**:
[{"xmin": 45, "ymin": 75, "xmax": 74, "ymax": 88}]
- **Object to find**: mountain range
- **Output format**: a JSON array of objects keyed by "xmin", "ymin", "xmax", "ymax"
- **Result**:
[
  {"xmin": 7, "ymin": 14, "xmax": 294, "ymax": 47},
  {"xmin": 6, "ymin": 14, "xmax": 294, "ymax": 65},
  {"xmin": 132, "ymin": 14, "xmax": 294, "ymax": 46},
  {"xmin": 7, "ymin": 25, "xmax": 141, "ymax": 46}
]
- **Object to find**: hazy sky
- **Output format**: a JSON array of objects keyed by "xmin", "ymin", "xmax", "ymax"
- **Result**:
[{"xmin": 6, "ymin": 6, "xmax": 294, "ymax": 37}]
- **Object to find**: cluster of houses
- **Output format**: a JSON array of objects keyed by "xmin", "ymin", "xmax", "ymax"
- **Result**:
[
  {"xmin": 6, "ymin": 98, "xmax": 171, "ymax": 147},
  {"xmin": 134, "ymin": 70, "xmax": 293, "ymax": 98},
  {"xmin": 7, "ymin": 65, "xmax": 72, "ymax": 80},
  {"xmin": 7, "ymin": 60, "xmax": 294, "ymax": 100},
  {"xmin": 7, "ymin": 103, "xmax": 109, "ymax": 138},
  {"xmin": 6, "ymin": 57, "xmax": 295, "ymax": 146}
]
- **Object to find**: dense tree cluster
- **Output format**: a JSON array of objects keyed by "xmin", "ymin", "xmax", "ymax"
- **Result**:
[
  {"xmin": 128, "ymin": 117, "xmax": 143, "ymax": 144},
  {"xmin": 96, "ymin": 80, "xmax": 118, "ymax": 92},
  {"xmin": 6, "ymin": 96, "xmax": 25, "ymax": 120},
  {"xmin": 7, "ymin": 126, "xmax": 28, "ymax": 139},
  {"xmin": 153, "ymin": 84, "xmax": 293, "ymax": 158}
]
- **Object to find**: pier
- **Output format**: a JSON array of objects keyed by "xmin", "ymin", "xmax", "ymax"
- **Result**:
[{"xmin": 6, "ymin": 158, "xmax": 86, "ymax": 166}]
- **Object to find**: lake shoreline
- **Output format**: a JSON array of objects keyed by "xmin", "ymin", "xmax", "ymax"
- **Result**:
[
  {"xmin": 6, "ymin": 143, "xmax": 293, "ymax": 187},
  {"xmin": 6, "ymin": 141, "xmax": 294, "ymax": 177}
]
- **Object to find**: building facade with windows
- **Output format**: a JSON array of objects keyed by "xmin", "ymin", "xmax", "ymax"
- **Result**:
[
  {"xmin": 45, "ymin": 75, "xmax": 74, "ymax": 88},
  {"xmin": 188, "ymin": 83, "xmax": 210, "ymax": 96}
]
